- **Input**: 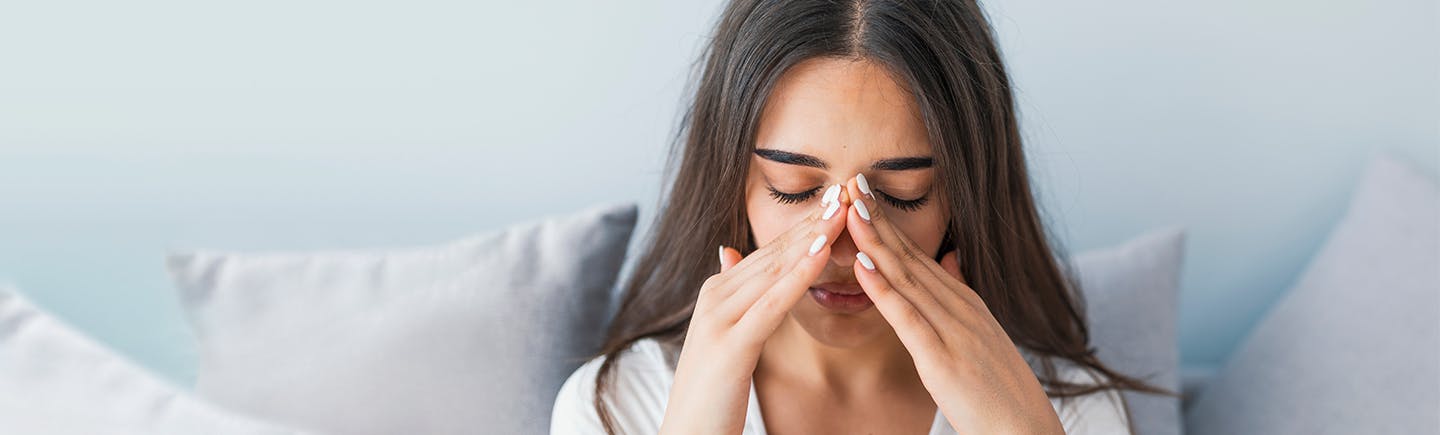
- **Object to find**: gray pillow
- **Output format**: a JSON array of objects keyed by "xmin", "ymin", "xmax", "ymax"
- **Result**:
[
  {"xmin": 1072, "ymin": 228, "xmax": 1186, "ymax": 435},
  {"xmin": 0, "ymin": 285, "xmax": 306, "ymax": 434},
  {"xmin": 167, "ymin": 203, "xmax": 637, "ymax": 435},
  {"xmin": 1185, "ymin": 156, "xmax": 1439, "ymax": 434}
]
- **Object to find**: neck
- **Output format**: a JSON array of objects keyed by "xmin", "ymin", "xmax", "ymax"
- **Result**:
[{"xmin": 755, "ymin": 315, "xmax": 924, "ymax": 399}]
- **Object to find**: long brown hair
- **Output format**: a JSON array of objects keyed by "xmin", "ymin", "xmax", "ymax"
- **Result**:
[{"xmin": 591, "ymin": 0, "xmax": 1165, "ymax": 432}]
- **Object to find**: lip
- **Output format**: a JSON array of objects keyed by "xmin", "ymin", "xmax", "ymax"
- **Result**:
[
  {"xmin": 807, "ymin": 282, "xmax": 873, "ymax": 314},
  {"xmin": 812, "ymin": 282, "xmax": 864, "ymax": 295}
]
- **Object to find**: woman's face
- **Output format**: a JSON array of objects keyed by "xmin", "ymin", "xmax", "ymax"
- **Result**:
[{"xmin": 746, "ymin": 57, "xmax": 948, "ymax": 348}]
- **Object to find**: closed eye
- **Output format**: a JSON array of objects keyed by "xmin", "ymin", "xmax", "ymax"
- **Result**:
[
  {"xmin": 876, "ymin": 189, "xmax": 928, "ymax": 212},
  {"xmin": 766, "ymin": 185, "xmax": 823, "ymax": 205}
]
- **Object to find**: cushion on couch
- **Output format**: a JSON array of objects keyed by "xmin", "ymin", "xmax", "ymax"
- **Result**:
[
  {"xmin": 0, "ymin": 285, "xmax": 306, "ymax": 434},
  {"xmin": 1185, "ymin": 156, "xmax": 1440, "ymax": 434},
  {"xmin": 166, "ymin": 203, "xmax": 637, "ymax": 435},
  {"xmin": 1071, "ymin": 227, "xmax": 1186, "ymax": 435}
]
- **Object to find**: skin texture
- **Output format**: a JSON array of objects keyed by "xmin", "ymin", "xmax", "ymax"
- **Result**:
[{"xmin": 660, "ymin": 57, "xmax": 1063, "ymax": 435}]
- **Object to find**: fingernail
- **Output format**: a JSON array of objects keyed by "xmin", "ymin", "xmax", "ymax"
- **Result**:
[
  {"xmin": 821, "ymin": 184, "xmax": 841, "ymax": 206},
  {"xmin": 822, "ymin": 200, "xmax": 841, "ymax": 220},
  {"xmin": 856, "ymin": 173, "xmax": 873, "ymax": 198},
  {"xmin": 856, "ymin": 252, "xmax": 876, "ymax": 270},
  {"xmin": 854, "ymin": 199, "xmax": 871, "ymax": 222},
  {"xmin": 808, "ymin": 234, "xmax": 827, "ymax": 256},
  {"xmin": 718, "ymin": 245, "xmax": 726, "ymax": 265}
]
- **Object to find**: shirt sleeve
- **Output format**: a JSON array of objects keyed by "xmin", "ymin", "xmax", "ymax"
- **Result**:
[
  {"xmin": 549, "ymin": 341, "xmax": 672, "ymax": 435},
  {"xmin": 1053, "ymin": 367, "xmax": 1133, "ymax": 435},
  {"xmin": 550, "ymin": 358, "xmax": 608, "ymax": 435}
]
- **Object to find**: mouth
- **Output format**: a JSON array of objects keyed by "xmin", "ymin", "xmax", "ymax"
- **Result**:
[{"xmin": 807, "ymin": 282, "xmax": 873, "ymax": 314}]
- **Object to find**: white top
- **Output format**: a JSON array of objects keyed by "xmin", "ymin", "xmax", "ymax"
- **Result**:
[{"xmin": 550, "ymin": 338, "xmax": 1131, "ymax": 434}]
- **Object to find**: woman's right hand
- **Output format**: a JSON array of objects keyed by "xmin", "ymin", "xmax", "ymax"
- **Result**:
[{"xmin": 658, "ymin": 185, "xmax": 850, "ymax": 435}]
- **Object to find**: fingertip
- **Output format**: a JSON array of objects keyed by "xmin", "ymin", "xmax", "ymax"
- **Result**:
[
  {"xmin": 852, "ymin": 253, "xmax": 887, "ymax": 297},
  {"xmin": 719, "ymin": 245, "xmax": 741, "ymax": 272},
  {"xmin": 718, "ymin": 245, "xmax": 729, "ymax": 271},
  {"xmin": 844, "ymin": 177, "xmax": 863, "ymax": 203},
  {"xmin": 855, "ymin": 251, "xmax": 877, "ymax": 273}
]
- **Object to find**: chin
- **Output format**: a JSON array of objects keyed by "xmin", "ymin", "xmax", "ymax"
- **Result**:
[{"xmin": 787, "ymin": 300, "xmax": 891, "ymax": 348}]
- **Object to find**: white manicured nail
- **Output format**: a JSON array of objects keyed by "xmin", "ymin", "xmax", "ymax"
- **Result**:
[
  {"xmin": 718, "ymin": 245, "xmax": 726, "ymax": 265},
  {"xmin": 822, "ymin": 200, "xmax": 841, "ymax": 220},
  {"xmin": 808, "ymin": 234, "xmax": 827, "ymax": 256},
  {"xmin": 856, "ymin": 173, "xmax": 873, "ymax": 198},
  {"xmin": 821, "ymin": 184, "xmax": 841, "ymax": 206},
  {"xmin": 854, "ymin": 199, "xmax": 871, "ymax": 222},
  {"xmin": 856, "ymin": 252, "xmax": 876, "ymax": 270}
]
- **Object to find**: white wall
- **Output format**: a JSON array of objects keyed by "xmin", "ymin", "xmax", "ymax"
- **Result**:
[{"xmin": 1, "ymin": 0, "xmax": 1435, "ymax": 384}]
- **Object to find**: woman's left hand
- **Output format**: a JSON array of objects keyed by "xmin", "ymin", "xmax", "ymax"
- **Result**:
[{"xmin": 842, "ymin": 177, "xmax": 1064, "ymax": 435}]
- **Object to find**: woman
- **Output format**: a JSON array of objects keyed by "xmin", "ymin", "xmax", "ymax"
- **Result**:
[{"xmin": 551, "ymin": 0, "xmax": 1163, "ymax": 433}]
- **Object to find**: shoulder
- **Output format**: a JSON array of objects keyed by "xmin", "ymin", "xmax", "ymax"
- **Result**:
[
  {"xmin": 1045, "ymin": 359, "xmax": 1132, "ymax": 435},
  {"xmin": 550, "ymin": 338, "xmax": 677, "ymax": 435}
]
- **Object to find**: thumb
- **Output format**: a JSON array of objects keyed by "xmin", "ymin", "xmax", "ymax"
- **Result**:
[
  {"xmin": 718, "ymin": 245, "xmax": 742, "ymax": 273},
  {"xmin": 940, "ymin": 250, "xmax": 966, "ymax": 284}
]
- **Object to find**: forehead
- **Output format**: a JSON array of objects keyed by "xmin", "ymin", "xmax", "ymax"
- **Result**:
[{"xmin": 754, "ymin": 57, "xmax": 931, "ymax": 164}]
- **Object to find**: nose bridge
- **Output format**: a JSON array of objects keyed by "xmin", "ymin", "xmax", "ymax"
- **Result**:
[{"xmin": 827, "ymin": 187, "xmax": 858, "ymax": 267}]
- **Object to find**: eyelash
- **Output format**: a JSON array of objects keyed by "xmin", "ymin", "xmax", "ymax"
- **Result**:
[
  {"xmin": 765, "ymin": 185, "xmax": 929, "ymax": 211},
  {"xmin": 876, "ymin": 190, "xmax": 929, "ymax": 212},
  {"xmin": 766, "ymin": 185, "xmax": 822, "ymax": 204}
]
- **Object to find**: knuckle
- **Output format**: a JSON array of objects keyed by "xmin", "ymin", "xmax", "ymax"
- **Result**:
[
  {"xmin": 700, "ymin": 274, "xmax": 722, "ymax": 293},
  {"xmin": 698, "ymin": 275, "xmax": 726, "ymax": 303},
  {"xmin": 955, "ymin": 329, "xmax": 983, "ymax": 350},
  {"xmin": 762, "ymin": 260, "xmax": 784, "ymax": 277},
  {"xmin": 691, "ymin": 309, "xmax": 719, "ymax": 329},
  {"xmin": 900, "ymin": 246, "xmax": 924, "ymax": 264},
  {"xmin": 753, "ymin": 294, "xmax": 781, "ymax": 315},
  {"xmin": 899, "ymin": 305, "xmax": 928, "ymax": 329},
  {"xmin": 800, "ymin": 229, "xmax": 820, "ymax": 246},
  {"xmin": 867, "ymin": 231, "xmax": 887, "ymax": 248},
  {"xmin": 899, "ymin": 272, "xmax": 923, "ymax": 290}
]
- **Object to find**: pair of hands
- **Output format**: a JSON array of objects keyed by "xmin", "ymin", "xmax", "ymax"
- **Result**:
[{"xmin": 659, "ymin": 175, "xmax": 1064, "ymax": 435}]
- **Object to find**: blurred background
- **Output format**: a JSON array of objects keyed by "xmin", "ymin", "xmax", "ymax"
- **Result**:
[{"xmin": 0, "ymin": 0, "xmax": 1435, "ymax": 385}]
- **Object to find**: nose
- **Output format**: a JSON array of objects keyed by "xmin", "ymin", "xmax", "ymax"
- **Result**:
[{"xmin": 828, "ymin": 187, "xmax": 858, "ymax": 268}]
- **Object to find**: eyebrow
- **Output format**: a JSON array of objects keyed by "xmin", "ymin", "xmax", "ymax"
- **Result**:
[{"xmin": 753, "ymin": 148, "xmax": 933, "ymax": 171}]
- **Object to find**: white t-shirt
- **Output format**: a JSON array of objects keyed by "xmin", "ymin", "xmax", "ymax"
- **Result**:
[{"xmin": 550, "ymin": 338, "xmax": 1131, "ymax": 434}]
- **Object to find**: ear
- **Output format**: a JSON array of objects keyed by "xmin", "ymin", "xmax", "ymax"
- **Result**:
[{"xmin": 940, "ymin": 250, "xmax": 966, "ymax": 284}]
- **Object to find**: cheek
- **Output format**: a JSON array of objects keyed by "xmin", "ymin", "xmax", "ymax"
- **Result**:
[
  {"xmin": 886, "ymin": 207, "xmax": 948, "ymax": 255},
  {"xmin": 744, "ymin": 191, "xmax": 812, "ymax": 248}
]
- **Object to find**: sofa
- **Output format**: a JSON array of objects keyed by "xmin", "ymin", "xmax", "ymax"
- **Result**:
[{"xmin": 0, "ymin": 155, "xmax": 1434, "ymax": 434}]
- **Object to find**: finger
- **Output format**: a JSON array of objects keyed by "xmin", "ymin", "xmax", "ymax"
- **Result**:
[
  {"xmin": 726, "ymin": 186, "xmax": 837, "ymax": 272},
  {"xmin": 719, "ymin": 245, "xmax": 742, "ymax": 273},
  {"xmin": 707, "ymin": 209, "xmax": 816, "ymax": 292},
  {"xmin": 843, "ymin": 179, "xmax": 944, "ymax": 294},
  {"xmin": 732, "ymin": 235, "xmax": 833, "ymax": 340},
  {"xmin": 852, "ymin": 253, "xmax": 944, "ymax": 351},
  {"xmin": 845, "ymin": 177, "xmax": 930, "ymax": 271},
  {"xmin": 934, "ymin": 249, "xmax": 991, "ymax": 314},
  {"xmin": 846, "ymin": 175, "xmax": 928, "ymax": 255},
  {"xmin": 699, "ymin": 241, "xmax": 778, "ymax": 305},
  {"xmin": 845, "ymin": 177, "xmax": 972, "ymax": 319},
  {"xmin": 717, "ymin": 186, "xmax": 849, "ymax": 319},
  {"xmin": 848, "ymin": 174, "xmax": 973, "ymax": 284},
  {"xmin": 726, "ymin": 194, "xmax": 848, "ymax": 312}
]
